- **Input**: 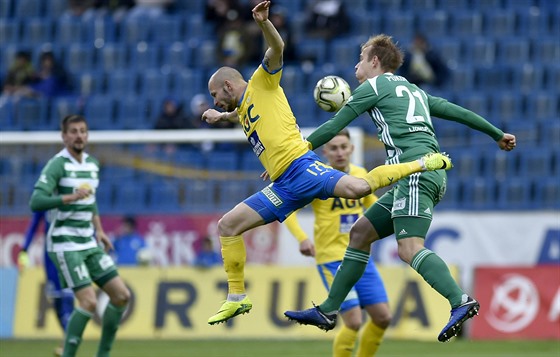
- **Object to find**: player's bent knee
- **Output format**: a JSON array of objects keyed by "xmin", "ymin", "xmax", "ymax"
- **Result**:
[{"xmin": 345, "ymin": 319, "xmax": 362, "ymax": 331}]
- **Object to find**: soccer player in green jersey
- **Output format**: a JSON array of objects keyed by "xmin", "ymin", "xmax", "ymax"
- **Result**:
[
  {"xmin": 201, "ymin": 1, "xmax": 451, "ymax": 326},
  {"xmin": 29, "ymin": 115, "xmax": 130, "ymax": 357},
  {"xmin": 284, "ymin": 129, "xmax": 390, "ymax": 357},
  {"xmin": 284, "ymin": 34, "xmax": 517, "ymax": 342}
]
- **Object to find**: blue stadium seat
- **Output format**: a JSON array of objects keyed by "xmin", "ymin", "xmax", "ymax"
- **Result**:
[
  {"xmin": 172, "ymin": 69, "xmax": 204, "ymax": 98},
  {"xmin": 139, "ymin": 69, "xmax": 171, "ymax": 97},
  {"xmin": 190, "ymin": 40, "xmax": 217, "ymax": 69},
  {"xmin": 447, "ymin": 66, "xmax": 474, "ymax": 92},
  {"xmin": 474, "ymin": 65, "xmax": 510, "ymax": 90},
  {"xmin": 467, "ymin": 37, "xmax": 496, "ymax": 67},
  {"xmin": 106, "ymin": 69, "xmax": 138, "ymax": 96},
  {"xmin": 185, "ymin": 14, "xmax": 213, "ymax": 41},
  {"xmin": 161, "ymin": 42, "xmax": 191, "ymax": 70},
  {"xmin": 95, "ymin": 183, "xmax": 113, "ymax": 214},
  {"xmin": 12, "ymin": 185, "xmax": 34, "ymax": 214},
  {"xmin": 496, "ymin": 177, "xmax": 532, "ymax": 210},
  {"xmin": 534, "ymin": 37, "xmax": 560, "ymax": 65},
  {"xmin": 73, "ymin": 70, "xmax": 105, "ymax": 96},
  {"xmin": 490, "ymin": 91, "xmax": 523, "ymax": 122},
  {"xmin": 50, "ymin": 96, "xmax": 80, "ymax": 123},
  {"xmin": 295, "ymin": 38, "xmax": 327, "ymax": 65},
  {"xmin": 152, "ymin": 15, "xmax": 183, "ymax": 44},
  {"xmin": 437, "ymin": 177, "xmax": 460, "ymax": 210},
  {"xmin": 434, "ymin": 119, "xmax": 470, "ymax": 147},
  {"xmin": 216, "ymin": 179, "xmax": 252, "ymax": 210},
  {"xmin": 14, "ymin": 0, "xmax": 42, "ymax": 18},
  {"xmin": 0, "ymin": 0, "xmax": 12, "ymax": 18},
  {"xmin": 544, "ymin": 64, "xmax": 560, "ymax": 91},
  {"xmin": 540, "ymin": 119, "xmax": 560, "ymax": 148},
  {"xmin": 517, "ymin": 148, "xmax": 553, "ymax": 179},
  {"xmin": 534, "ymin": 177, "xmax": 560, "ymax": 210},
  {"xmin": 435, "ymin": 0, "xmax": 469, "ymax": 10},
  {"xmin": 372, "ymin": 0, "xmax": 403, "ymax": 11},
  {"xmin": 115, "ymin": 95, "xmax": 150, "ymax": 129},
  {"xmin": 55, "ymin": 17, "xmax": 85, "ymax": 45},
  {"xmin": 330, "ymin": 36, "xmax": 363, "ymax": 68},
  {"xmin": 275, "ymin": 0, "xmax": 305, "ymax": 13},
  {"xmin": 381, "ymin": 12, "xmax": 414, "ymax": 42},
  {"xmin": 66, "ymin": 44, "xmax": 96, "ymax": 73},
  {"xmin": 84, "ymin": 96, "xmax": 115, "ymax": 130},
  {"xmin": 207, "ymin": 151, "xmax": 238, "ymax": 171},
  {"xmin": 350, "ymin": 13, "xmax": 381, "ymax": 37},
  {"xmin": 525, "ymin": 91, "xmax": 558, "ymax": 121},
  {"xmin": 511, "ymin": 64, "xmax": 544, "ymax": 94},
  {"xmin": 416, "ymin": 11, "xmax": 448, "ymax": 38},
  {"xmin": 406, "ymin": 0, "xmax": 436, "ymax": 10},
  {"xmin": 483, "ymin": 149, "xmax": 517, "ymax": 181},
  {"xmin": 22, "ymin": 18, "xmax": 53, "ymax": 45},
  {"xmin": 129, "ymin": 43, "xmax": 161, "ymax": 70},
  {"xmin": 240, "ymin": 150, "xmax": 262, "ymax": 172},
  {"xmin": 484, "ymin": 9, "xmax": 516, "ymax": 38},
  {"xmin": 280, "ymin": 65, "xmax": 305, "ymax": 94},
  {"xmin": 184, "ymin": 179, "xmax": 216, "ymax": 213},
  {"xmin": 448, "ymin": 148, "xmax": 482, "ymax": 178},
  {"xmin": 516, "ymin": 9, "xmax": 549, "ymax": 38},
  {"xmin": 121, "ymin": 16, "xmax": 151, "ymax": 44},
  {"xmin": 450, "ymin": 12, "xmax": 483, "ymax": 38},
  {"xmin": 147, "ymin": 182, "xmax": 181, "ymax": 212},
  {"xmin": 0, "ymin": 19, "xmax": 19, "ymax": 44},
  {"xmin": 461, "ymin": 178, "xmax": 496, "ymax": 210},
  {"xmin": 98, "ymin": 44, "xmax": 128, "ymax": 71},
  {"xmin": 288, "ymin": 95, "xmax": 317, "ymax": 128},
  {"xmin": 14, "ymin": 97, "xmax": 49, "ymax": 130},
  {"xmin": 459, "ymin": 92, "xmax": 490, "ymax": 119},
  {"xmin": 0, "ymin": 99, "xmax": 15, "ymax": 131},
  {"xmin": 497, "ymin": 38, "xmax": 530, "ymax": 66},
  {"xmin": 113, "ymin": 182, "xmax": 148, "ymax": 213},
  {"xmin": 45, "ymin": 0, "xmax": 66, "ymax": 18},
  {"xmin": 504, "ymin": 121, "xmax": 539, "ymax": 146}
]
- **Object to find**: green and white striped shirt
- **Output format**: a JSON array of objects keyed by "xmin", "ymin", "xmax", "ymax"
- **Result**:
[{"xmin": 32, "ymin": 148, "xmax": 100, "ymax": 253}]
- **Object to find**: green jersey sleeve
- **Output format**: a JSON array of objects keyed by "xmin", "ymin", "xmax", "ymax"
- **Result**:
[
  {"xmin": 428, "ymin": 95, "xmax": 504, "ymax": 141},
  {"xmin": 29, "ymin": 157, "xmax": 64, "ymax": 211}
]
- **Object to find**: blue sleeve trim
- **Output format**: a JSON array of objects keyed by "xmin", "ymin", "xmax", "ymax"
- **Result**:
[{"xmin": 261, "ymin": 60, "xmax": 282, "ymax": 74}]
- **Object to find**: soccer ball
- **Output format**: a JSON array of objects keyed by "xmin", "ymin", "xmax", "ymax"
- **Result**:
[{"xmin": 313, "ymin": 75, "xmax": 352, "ymax": 112}]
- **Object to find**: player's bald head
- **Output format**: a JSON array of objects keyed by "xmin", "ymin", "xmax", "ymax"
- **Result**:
[{"xmin": 209, "ymin": 66, "xmax": 245, "ymax": 88}]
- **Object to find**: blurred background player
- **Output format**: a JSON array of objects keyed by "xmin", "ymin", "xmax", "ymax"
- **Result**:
[
  {"xmin": 112, "ymin": 215, "xmax": 147, "ymax": 266},
  {"xmin": 29, "ymin": 114, "xmax": 130, "ymax": 357},
  {"xmin": 284, "ymin": 129, "xmax": 390, "ymax": 357},
  {"xmin": 18, "ymin": 210, "xmax": 74, "ymax": 357}
]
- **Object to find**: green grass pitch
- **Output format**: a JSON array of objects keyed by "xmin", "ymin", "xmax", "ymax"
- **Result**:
[{"xmin": 1, "ymin": 339, "xmax": 558, "ymax": 357}]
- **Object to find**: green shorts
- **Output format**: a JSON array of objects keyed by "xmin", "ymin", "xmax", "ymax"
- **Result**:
[
  {"xmin": 48, "ymin": 246, "xmax": 119, "ymax": 291},
  {"xmin": 364, "ymin": 170, "xmax": 447, "ymax": 239}
]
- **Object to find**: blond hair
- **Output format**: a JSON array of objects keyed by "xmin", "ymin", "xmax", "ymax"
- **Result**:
[{"xmin": 361, "ymin": 34, "xmax": 404, "ymax": 73}]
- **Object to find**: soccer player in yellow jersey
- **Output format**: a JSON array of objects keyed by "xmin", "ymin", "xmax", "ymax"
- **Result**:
[
  {"xmin": 284, "ymin": 129, "xmax": 390, "ymax": 357},
  {"xmin": 202, "ymin": 1, "xmax": 451, "ymax": 325}
]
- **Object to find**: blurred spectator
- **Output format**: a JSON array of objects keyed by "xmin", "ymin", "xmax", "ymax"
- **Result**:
[
  {"xmin": 29, "ymin": 52, "xmax": 70, "ymax": 99},
  {"xmin": 217, "ymin": 17, "xmax": 255, "ymax": 67},
  {"xmin": 92, "ymin": 0, "xmax": 134, "ymax": 22},
  {"xmin": 188, "ymin": 93, "xmax": 212, "ymax": 129},
  {"xmin": 154, "ymin": 97, "xmax": 192, "ymax": 130},
  {"xmin": 128, "ymin": 0, "xmax": 175, "ymax": 19},
  {"xmin": 205, "ymin": 0, "xmax": 244, "ymax": 33},
  {"xmin": 304, "ymin": 0, "xmax": 350, "ymax": 41},
  {"xmin": 62, "ymin": 0, "xmax": 96, "ymax": 19},
  {"xmin": 112, "ymin": 216, "xmax": 147, "ymax": 266},
  {"xmin": 399, "ymin": 33, "xmax": 450, "ymax": 88},
  {"xmin": 1, "ymin": 50, "xmax": 35, "ymax": 97},
  {"xmin": 194, "ymin": 237, "xmax": 222, "ymax": 268}
]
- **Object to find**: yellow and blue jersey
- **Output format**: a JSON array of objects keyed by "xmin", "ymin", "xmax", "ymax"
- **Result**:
[{"xmin": 236, "ymin": 64, "xmax": 309, "ymax": 181}]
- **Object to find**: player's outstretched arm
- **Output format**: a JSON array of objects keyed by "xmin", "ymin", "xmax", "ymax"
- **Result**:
[{"xmin": 253, "ymin": 1, "xmax": 284, "ymax": 72}]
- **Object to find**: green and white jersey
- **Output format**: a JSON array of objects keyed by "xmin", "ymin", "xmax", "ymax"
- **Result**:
[
  {"xmin": 346, "ymin": 73, "xmax": 440, "ymax": 164},
  {"xmin": 35, "ymin": 148, "xmax": 100, "ymax": 253}
]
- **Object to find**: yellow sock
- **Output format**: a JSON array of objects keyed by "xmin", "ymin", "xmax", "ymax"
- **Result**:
[
  {"xmin": 220, "ymin": 235, "xmax": 246, "ymax": 295},
  {"xmin": 333, "ymin": 324, "xmax": 358, "ymax": 357},
  {"xmin": 363, "ymin": 161, "xmax": 422, "ymax": 192},
  {"xmin": 356, "ymin": 320, "xmax": 386, "ymax": 357}
]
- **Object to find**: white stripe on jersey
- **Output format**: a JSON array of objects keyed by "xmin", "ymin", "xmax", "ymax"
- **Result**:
[
  {"xmin": 59, "ymin": 177, "xmax": 99, "ymax": 189},
  {"xmin": 52, "ymin": 226, "xmax": 95, "ymax": 238},
  {"xmin": 56, "ymin": 211, "xmax": 93, "ymax": 221},
  {"xmin": 370, "ymin": 107, "xmax": 403, "ymax": 164},
  {"xmin": 408, "ymin": 173, "xmax": 420, "ymax": 216},
  {"xmin": 55, "ymin": 252, "xmax": 75, "ymax": 288},
  {"xmin": 51, "ymin": 240, "xmax": 98, "ymax": 253},
  {"xmin": 63, "ymin": 162, "xmax": 99, "ymax": 172}
]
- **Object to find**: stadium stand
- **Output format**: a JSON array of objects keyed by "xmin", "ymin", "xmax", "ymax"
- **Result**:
[{"xmin": 0, "ymin": 0, "xmax": 558, "ymax": 214}]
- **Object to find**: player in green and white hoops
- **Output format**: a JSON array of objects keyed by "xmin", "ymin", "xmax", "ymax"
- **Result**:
[
  {"xmin": 285, "ymin": 34, "xmax": 517, "ymax": 342},
  {"xmin": 30, "ymin": 115, "xmax": 130, "ymax": 357}
]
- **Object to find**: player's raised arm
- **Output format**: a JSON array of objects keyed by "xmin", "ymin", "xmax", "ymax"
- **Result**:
[{"xmin": 252, "ymin": 1, "xmax": 284, "ymax": 72}]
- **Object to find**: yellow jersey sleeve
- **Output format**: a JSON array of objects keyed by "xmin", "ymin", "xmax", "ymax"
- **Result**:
[
  {"xmin": 283, "ymin": 211, "xmax": 308, "ymax": 243},
  {"xmin": 237, "ymin": 65, "xmax": 309, "ymax": 181}
]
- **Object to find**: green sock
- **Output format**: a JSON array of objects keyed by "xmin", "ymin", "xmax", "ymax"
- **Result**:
[
  {"xmin": 319, "ymin": 248, "xmax": 369, "ymax": 313},
  {"xmin": 63, "ymin": 307, "xmax": 92, "ymax": 357},
  {"xmin": 96, "ymin": 303, "xmax": 126, "ymax": 357},
  {"xmin": 411, "ymin": 248, "xmax": 464, "ymax": 307}
]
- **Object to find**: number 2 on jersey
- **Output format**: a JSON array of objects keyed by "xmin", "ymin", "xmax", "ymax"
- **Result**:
[{"xmin": 395, "ymin": 85, "xmax": 432, "ymax": 125}]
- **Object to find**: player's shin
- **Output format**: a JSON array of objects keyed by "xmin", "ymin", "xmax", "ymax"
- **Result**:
[
  {"xmin": 320, "ymin": 248, "xmax": 369, "ymax": 313},
  {"xmin": 333, "ymin": 324, "xmax": 357, "ymax": 357},
  {"xmin": 63, "ymin": 307, "xmax": 92, "ymax": 357},
  {"xmin": 97, "ymin": 303, "xmax": 126, "ymax": 357},
  {"xmin": 356, "ymin": 320, "xmax": 386, "ymax": 356},
  {"xmin": 220, "ymin": 235, "xmax": 247, "ymax": 297},
  {"xmin": 363, "ymin": 162, "xmax": 422, "ymax": 192}
]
